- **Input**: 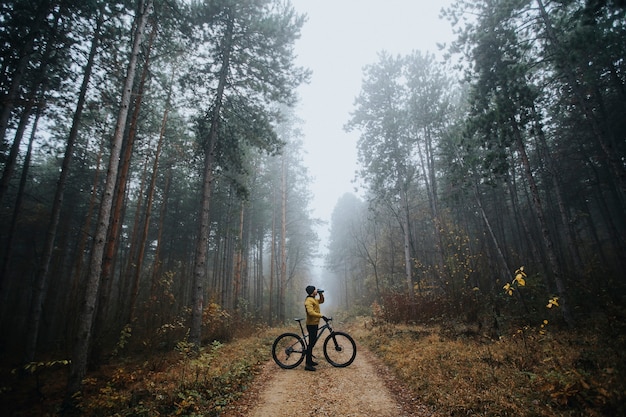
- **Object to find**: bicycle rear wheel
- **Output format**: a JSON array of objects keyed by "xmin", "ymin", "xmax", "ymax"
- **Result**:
[
  {"xmin": 323, "ymin": 331, "xmax": 357, "ymax": 367},
  {"xmin": 272, "ymin": 332, "xmax": 306, "ymax": 369}
]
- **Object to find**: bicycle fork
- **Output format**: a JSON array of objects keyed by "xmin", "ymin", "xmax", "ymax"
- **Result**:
[{"xmin": 328, "ymin": 333, "xmax": 343, "ymax": 352}]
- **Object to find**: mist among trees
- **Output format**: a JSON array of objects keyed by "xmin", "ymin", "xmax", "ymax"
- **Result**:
[
  {"xmin": 0, "ymin": 0, "xmax": 624, "ymax": 404},
  {"xmin": 329, "ymin": 0, "xmax": 625, "ymax": 329}
]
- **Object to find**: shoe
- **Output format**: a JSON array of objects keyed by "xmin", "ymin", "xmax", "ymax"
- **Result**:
[
  {"xmin": 311, "ymin": 361, "xmax": 318, "ymax": 366},
  {"xmin": 305, "ymin": 365, "xmax": 316, "ymax": 371}
]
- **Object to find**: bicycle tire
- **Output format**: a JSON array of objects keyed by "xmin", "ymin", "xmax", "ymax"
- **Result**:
[
  {"xmin": 272, "ymin": 332, "xmax": 306, "ymax": 369},
  {"xmin": 323, "ymin": 331, "xmax": 357, "ymax": 367}
]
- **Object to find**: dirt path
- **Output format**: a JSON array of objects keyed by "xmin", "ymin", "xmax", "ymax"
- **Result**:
[{"xmin": 221, "ymin": 346, "xmax": 435, "ymax": 417}]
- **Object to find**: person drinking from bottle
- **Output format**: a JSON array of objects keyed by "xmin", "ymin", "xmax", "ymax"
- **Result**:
[{"xmin": 304, "ymin": 285, "xmax": 326, "ymax": 371}]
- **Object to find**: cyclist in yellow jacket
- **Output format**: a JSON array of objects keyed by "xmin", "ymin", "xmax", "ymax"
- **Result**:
[{"xmin": 304, "ymin": 285, "xmax": 326, "ymax": 371}]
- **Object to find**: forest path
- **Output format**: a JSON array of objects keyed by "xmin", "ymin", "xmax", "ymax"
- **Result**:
[{"xmin": 221, "ymin": 345, "xmax": 435, "ymax": 416}]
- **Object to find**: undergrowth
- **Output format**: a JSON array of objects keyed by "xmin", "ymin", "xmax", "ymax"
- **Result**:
[
  {"xmin": 350, "ymin": 317, "xmax": 625, "ymax": 416},
  {"xmin": 3, "ymin": 298, "xmax": 623, "ymax": 416},
  {"xmin": 79, "ymin": 328, "xmax": 285, "ymax": 417},
  {"xmin": 0, "ymin": 326, "xmax": 286, "ymax": 417}
]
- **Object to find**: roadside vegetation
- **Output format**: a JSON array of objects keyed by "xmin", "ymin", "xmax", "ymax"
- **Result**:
[
  {"xmin": 0, "ymin": 310, "xmax": 283, "ymax": 417},
  {"xmin": 354, "ymin": 315, "xmax": 624, "ymax": 416},
  {"xmin": 2, "ymin": 291, "xmax": 623, "ymax": 417},
  {"xmin": 347, "ymin": 274, "xmax": 626, "ymax": 417}
]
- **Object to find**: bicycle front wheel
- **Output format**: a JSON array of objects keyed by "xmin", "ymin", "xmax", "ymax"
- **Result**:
[
  {"xmin": 323, "ymin": 331, "xmax": 357, "ymax": 367},
  {"xmin": 272, "ymin": 332, "xmax": 306, "ymax": 369}
]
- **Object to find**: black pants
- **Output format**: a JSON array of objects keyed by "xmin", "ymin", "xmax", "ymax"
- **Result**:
[{"xmin": 306, "ymin": 324, "xmax": 318, "ymax": 365}]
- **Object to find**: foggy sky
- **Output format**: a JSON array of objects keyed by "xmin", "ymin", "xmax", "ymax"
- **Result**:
[{"xmin": 291, "ymin": 1, "xmax": 456, "ymax": 262}]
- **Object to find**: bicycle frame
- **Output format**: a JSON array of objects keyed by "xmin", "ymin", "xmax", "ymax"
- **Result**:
[{"xmin": 294, "ymin": 317, "xmax": 332, "ymax": 349}]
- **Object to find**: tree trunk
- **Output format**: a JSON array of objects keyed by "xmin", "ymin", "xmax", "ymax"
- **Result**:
[
  {"xmin": 124, "ymin": 157, "xmax": 149, "ymax": 316},
  {"xmin": 416, "ymin": 132, "xmax": 448, "ymax": 292},
  {"xmin": 151, "ymin": 167, "xmax": 171, "ymax": 297},
  {"xmin": 255, "ymin": 230, "xmax": 264, "ymax": 318},
  {"xmin": 473, "ymin": 181, "xmax": 511, "ymax": 285},
  {"xmin": 512, "ymin": 121, "xmax": 574, "ymax": 327},
  {"xmin": 0, "ymin": 101, "xmax": 32, "ymax": 208},
  {"xmin": 241, "ymin": 210, "xmax": 250, "ymax": 304},
  {"xmin": 532, "ymin": 106, "xmax": 584, "ymax": 275},
  {"xmin": 400, "ymin": 189, "xmax": 414, "ymax": 304},
  {"xmin": 67, "ymin": 0, "xmax": 152, "ymax": 396},
  {"xmin": 0, "ymin": 0, "xmax": 51, "ymax": 149},
  {"xmin": 22, "ymin": 13, "xmax": 103, "ymax": 364},
  {"xmin": 0, "ymin": 1, "xmax": 64, "ymax": 206},
  {"xmin": 269, "ymin": 194, "xmax": 276, "ymax": 326},
  {"xmin": 233, "ymin": 201, "xmax": 245, "ymax": 310},
  {"xmin": 189, "ymin": 15, "xmax": 234, "ymax": 347},
  {"xmin": 279, "ymin": 154, "xmax": 287, "ymax": 323},
  {"xmin": 536, "ymin": 0, "xmax": 625, "ymax": 202},
  {"xmin": 0, "ymin": 98, "xmax": 35, "ymax": 295},
  {"xmin": 70, "ymin": 142, "xmax": 104, "ymax": 288},
  {"xmin": 129, "ymin": 73, "xmax": 171, "ymax": 323},
  {"xmin": 0, "ymin": 103, "xmax": 38, "ymax": 325},
  {"xmin": 97, "ymin": 23, "xmax": 156, "ymax": 342},
  {"xmin": 454, "ymin": 145, "xmax": 511, "ymax": 288}
]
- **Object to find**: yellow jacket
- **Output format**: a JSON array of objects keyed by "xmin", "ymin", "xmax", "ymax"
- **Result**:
[{"xmin": 305, "ymin": 295, "xmax": 324, "ymax": 325}]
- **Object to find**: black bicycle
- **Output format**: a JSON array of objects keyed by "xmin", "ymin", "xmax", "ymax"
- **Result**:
[{"xmin": 271, "ymin": 316, "xmax": 357, "ymax": 369}]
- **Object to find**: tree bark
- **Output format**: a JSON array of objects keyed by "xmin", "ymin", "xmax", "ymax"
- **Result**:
[
  {"xmin": 279, "ymin": 154, "xmax": 287, "ymax": 322},
  {"xmin": 269, "ymin": 191, "xmax": 276, "ymax": 326},
  {"xmin": 129, "ymin": 71, "xmax": 171, "ymax": 323},
  {"xmin": 97, "ymin": 22, "xmax": 156, "ymax": 341},
  {"xmin": 400, "ymin": 189, "xmax": 414, "ymax": 304},
  {"xmin": 70, "ymin": 142, "xmax": 104, "ymax": 288},
  {"xmin": 67, "ymin": 0, "xmax": 152, "ymax": 396},
  {"xmin": 150, "ymin": 167, "xmax": 171, "ymax": 297},
  {"xmin": 22, "ymin": 13, "xmax": 103, "ymax": 364},
  {"xmin": 233, "ymin": 201, "xmax": 245, "ymax": 310},
  {"xmin": 189, "ymin": 14, "xmax": 234, "ymax": 347}
]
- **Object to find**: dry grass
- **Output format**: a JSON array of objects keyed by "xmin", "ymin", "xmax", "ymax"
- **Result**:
[
  {"xmin": 78, "ymin": 328, "xmax": 288, "ymax": 417},
  {"xmin": 349, "ymin": 318, "xmax": 625, "ymax": 416},
  {"xmin": 3, "ymin": 316, "xmax": 623, "ymax": 416},
  {"xmin": 0, "ymin": 326, "xmax": 288, "ymax": 417}
]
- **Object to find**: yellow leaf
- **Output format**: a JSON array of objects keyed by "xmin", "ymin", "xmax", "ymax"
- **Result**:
[
  {"xmin": 547, "ymin": 297, "xmax": 560, "ymax": 308},
  {"xmin": 503, "ymin": 283, "xmax": 514, "ymax": 296}
]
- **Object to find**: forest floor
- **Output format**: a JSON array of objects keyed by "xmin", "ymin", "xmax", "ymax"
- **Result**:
[
  {"xmin": 220, "ymin": 346, "xmax": 435, "ymax": 417},
  {"xmin": 0, "ymin": 323, "xmax": 437, "ymax": 417},
  {"xmin": 0, "ymin": 315, "xmax": 624, "ymax": 416}
]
